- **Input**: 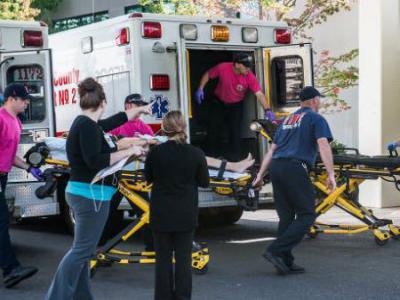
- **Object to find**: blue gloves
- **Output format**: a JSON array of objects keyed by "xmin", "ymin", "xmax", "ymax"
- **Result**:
[
  {"xmin": 195, "ymin": 89, "xmax": 204, "ymax": 105},
  {"xmin": 387, "ymin": 142, "xmax": 399, "ymax": 152},
  {"xmin": 28, "ymin": 167, "xmax": 43, "ymax": 180},
  {"xmin": 265, "ymin": 109, "xmax": 275, "ymax": 121}
]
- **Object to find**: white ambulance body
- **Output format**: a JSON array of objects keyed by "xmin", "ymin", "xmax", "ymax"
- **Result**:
[
  {"xmin": 49, "ymin": 13, "xmax": 313, "ymax": 222},
  {"xmin": 0, "ymin": 20, "xmax": 55, "ymax": 220}
]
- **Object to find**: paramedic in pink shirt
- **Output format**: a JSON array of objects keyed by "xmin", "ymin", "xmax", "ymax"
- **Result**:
[
  {"xmin": 195, "ymin": 53, "xmax": 271, "ymax": 161},
  {"xmin": 109, "ymin": 93, "xmax": 154, "ymax": 138},
  {"xmin": 0, "ymin": 83, "xmax": 42, "ymax": 288}
]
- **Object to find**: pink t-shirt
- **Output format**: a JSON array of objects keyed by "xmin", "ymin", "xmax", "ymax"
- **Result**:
[
  {"xmin": 208, "ymin": 62, "xmax": 261, "ymax": 104},
  {"xmin": 109, "ymin": 119, "xmax": 154, "ymax": 137},
  {"xmin": 0, "ymin": 108, "xmax": 22, "ymax": 173}
]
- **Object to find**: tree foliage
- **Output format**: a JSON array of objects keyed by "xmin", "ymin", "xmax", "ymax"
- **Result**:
[
  {"xmin": 31, "ymin": 0, "xmax": 63, "ymax": 26},
  {"xmin": 0, "ymin": 0, "xmax": 40, "ymax": 20}
]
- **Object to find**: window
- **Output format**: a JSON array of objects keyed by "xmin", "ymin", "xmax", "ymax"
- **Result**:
[
  {"xmin": 271, "ymin": 56, "xmax": 304, "ymax": 107},
  {"xmin": 6, "ymin": 65, "xmax": 46, "ymax": 123},
  {"xmin": 125, "ymin": 1, "xmax": 174, "ymax": 14},
  {"xmin": 125, "ymin": 5, "xmax": 147, "ymax": 13},
  {"xmin": 52, "ymin": 11, "xmax": 109, "ymax": 33}
]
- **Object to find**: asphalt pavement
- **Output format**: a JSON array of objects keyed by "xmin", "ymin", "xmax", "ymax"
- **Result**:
[{"xmin": 1, "ymin": 208, "xmax": 400, "ymax": 300}]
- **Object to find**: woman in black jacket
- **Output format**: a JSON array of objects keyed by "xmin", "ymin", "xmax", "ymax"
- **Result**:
[
  {"xmin": 45, "ymin": 78, "xmax": 149, "ymax": 300},
  {"xmin": 145, "ymin": 110, "xmax": 209, "ymax": 300}
]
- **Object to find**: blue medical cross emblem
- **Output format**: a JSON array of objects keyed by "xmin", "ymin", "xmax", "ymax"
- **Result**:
[{"xmin": 151, "ymin": 95, "xmax": 169, "ymax": 119}]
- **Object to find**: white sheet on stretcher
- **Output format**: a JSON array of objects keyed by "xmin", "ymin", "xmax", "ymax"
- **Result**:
[{"xmin": 43, "ymin": 138, "xmax": 247, "ymax": 183}]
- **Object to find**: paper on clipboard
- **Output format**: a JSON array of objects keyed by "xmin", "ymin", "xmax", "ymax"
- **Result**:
[{"xmin": 91, "ymin": 155, "xmax": 145, "ymax": 184}]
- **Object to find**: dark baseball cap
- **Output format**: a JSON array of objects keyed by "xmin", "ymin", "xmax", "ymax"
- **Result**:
[
  {"xmin": 233, "ymin": 52, "xmax": 253, "ymax": 68},
  {"xmin": 299, "ymin": 86, "xmax": 325, "ymax": 101},
  {"xmin": 125, "ymin": 93, "xmax": 148, "ymax": 106},
  {"xmin": 4, "ymin": 83, "xmax": 33, "ymax": 101}
]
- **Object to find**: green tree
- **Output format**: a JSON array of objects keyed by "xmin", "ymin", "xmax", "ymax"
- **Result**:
[
  {"xmin": 0, "ymin": 0, "xmax": 40, "ymax": 20},
  {"xmin": 31, "ymin": 0, "xmax": 63, "ymax": 26}
]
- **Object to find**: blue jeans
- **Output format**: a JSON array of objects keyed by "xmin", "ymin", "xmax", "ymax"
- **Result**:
[
  {"xmin": 45, "ymin": 193, "xmax": 110, "ymax": 300},
  {"xmin": 0, "ymin": 174, "xmax": 20, "ymax": 277}
]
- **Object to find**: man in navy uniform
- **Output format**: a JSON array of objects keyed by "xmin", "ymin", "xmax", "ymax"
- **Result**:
[{"xmin": 253, "ymin": 86, "xmax": 336, "ymax": 275}]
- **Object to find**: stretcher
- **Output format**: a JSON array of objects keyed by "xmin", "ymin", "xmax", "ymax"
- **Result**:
[
  {"xmin": 24, "ymin": 140, "xmax": 258, "ymax": 275},
  {"xmin": 251, "ymin": 119, "xmax": 400, "ymax": 245}
]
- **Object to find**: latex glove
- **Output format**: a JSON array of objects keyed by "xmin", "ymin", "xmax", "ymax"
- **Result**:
[
  {"xmin": 195, "ymin": 89, "xmax": 204, "ymax": 105},
  {"xmin": 387, "ymin": 142, "xmax": 399, "ymax": 152},
  {"xmin": 28, "ymin": 167, "xmax": 43, "ymax": 180},
  {"xmin": 265, "ymin": 109, "xmax": 275, "ymax": 121}
]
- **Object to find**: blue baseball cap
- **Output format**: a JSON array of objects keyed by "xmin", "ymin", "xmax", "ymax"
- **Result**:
[
  {"xmin": 4, "ymin": 83, "xmax": 33, "ymax": 101},
  {"xmin": 299, "ymin": 86, "xmax": 325, "ymax": 101}
]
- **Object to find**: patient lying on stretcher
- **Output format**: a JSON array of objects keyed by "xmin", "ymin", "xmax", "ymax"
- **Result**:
[{"xmin": 42, "ymin": 136, "xmax": 255, "ymax": 177}]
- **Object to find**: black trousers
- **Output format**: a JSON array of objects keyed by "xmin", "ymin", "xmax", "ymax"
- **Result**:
[
  {"xmin": 207, "ymin": 98, "xmax": 244, "ymax": 161},
  {"xmin": 153, "ymin": 230, "xmax": 194, "ymax": 300},
  {"xmin": 0, "ymin": 174, "xmax": 20, "ymax": 276},
  {"xmin": 267, "ymin": 159, "xmax": 316, "ymax": 266}
]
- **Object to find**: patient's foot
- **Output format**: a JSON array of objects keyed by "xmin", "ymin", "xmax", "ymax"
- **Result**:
[{"xmin": 229, "ymin": 155, "xmax": 255, "ymax": 173}]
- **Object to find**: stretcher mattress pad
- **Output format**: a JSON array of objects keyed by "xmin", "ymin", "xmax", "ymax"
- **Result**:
[{"xmin": 332, "ymin": 154, "xmax": 400, "ymax": 169}]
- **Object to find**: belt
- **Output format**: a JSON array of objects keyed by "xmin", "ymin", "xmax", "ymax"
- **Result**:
[
  {"xmin": 0, "ymin": 172, "xmax": 8, "ymax": 176},
  {"xmin": 273, "ymin": 158, "xmax": 311, "ymax": 170}
]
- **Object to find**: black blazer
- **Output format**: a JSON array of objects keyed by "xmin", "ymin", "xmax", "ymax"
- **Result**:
[{"xmin": 144, "ymin": 140, "xmax": 209, "ymax": 232}]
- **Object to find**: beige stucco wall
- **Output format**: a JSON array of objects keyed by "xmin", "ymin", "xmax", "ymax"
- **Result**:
[{"xmin": 359, "ymin": 0, "xmax": 400, "ymax": 207}]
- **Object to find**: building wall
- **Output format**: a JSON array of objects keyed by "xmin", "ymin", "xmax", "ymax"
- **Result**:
[
  {"xmin": 359, "ymin": 0, "xmax": 400, "ymax": 207},
  {"xmin": 52, "ymin": 0, "xmax": 140, "ymax": 20},
  {"xmin": 290, "ymin": 0, "xmax": 359, "ymax": 149}
]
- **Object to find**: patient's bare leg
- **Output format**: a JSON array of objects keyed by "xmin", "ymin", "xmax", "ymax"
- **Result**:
[{"xmin": 206, "ymin": 153, "xmax": 255, "ymax": 173}]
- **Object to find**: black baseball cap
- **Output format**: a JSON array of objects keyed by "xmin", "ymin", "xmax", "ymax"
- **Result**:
[
  {"xmin": 299, "ymin": 86, "xmax": 325, "ymax": 101},
  {"xmin": 4, "ymin": 83, "xmax": 33, "ymax": 101},
  {"xmin": 125, "ymin": 93, "xmax": 148, "ymax": 106},
  {"xmin": 233, "ymin": 52, "xmax": 253, "ymax": 68}
]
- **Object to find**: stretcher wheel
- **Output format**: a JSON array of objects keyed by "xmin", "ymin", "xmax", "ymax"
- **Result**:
[
  {"xmin": 307, "ymin": 227, "xmax": 318, "ymax": 239},
  {"xmin": 374, "ymin": 236, "xmax": 389, "ymax": 246},
  {"xmin": 192, "ymin": 264, "xmax": 208, "ymax": 275}
]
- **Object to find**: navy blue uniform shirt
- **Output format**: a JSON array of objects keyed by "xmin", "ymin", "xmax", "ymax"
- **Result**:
[{"xmin": 272, "ymin": 107, "xmax": 333, "ymax": 167}]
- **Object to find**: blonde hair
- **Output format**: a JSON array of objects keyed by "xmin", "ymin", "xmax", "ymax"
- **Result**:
[{"xmin": 161, "ymin": 110, "xmax": 187, "ymax": 144}]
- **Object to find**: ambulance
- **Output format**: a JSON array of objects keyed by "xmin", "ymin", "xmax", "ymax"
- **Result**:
[
  {"xmin": 0, "ymin": 20, "xmax": 55, "ymax": 221},
  {"xmin": 2, "ymin": 13, "xmax": 313, "ymax": 229},
  {"xmin": 48, "ymin": 13, "xmax": 313, "ymax": 228}
]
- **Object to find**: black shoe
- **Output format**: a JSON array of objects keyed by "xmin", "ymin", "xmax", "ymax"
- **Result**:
[
  {"xmin": 288, "ymin": 263, "xmax": 305, "ymax": 274},
  {"xmin": 262, "ymin": 252, "xmax": 290, "ymax": 275},
  {"xmin": 4, "ymin": 266, "xmax": 38, "ymax": 288}
]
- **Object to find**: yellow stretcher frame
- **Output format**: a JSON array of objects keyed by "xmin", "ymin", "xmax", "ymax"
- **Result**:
[
  {"xmin": 89, "ymin": 170, "xmax": 211, "ymax": 275},
  {"xmin": 43, "ymin": 159, "xmax": 256, "ymax": 275},
  {"xmin": 309, "ymin": 165, "xmax": 400, "ymax": 245},
  {"xmin": 251, "ymin": 119, "xmax": 400, "ymax": 246}
]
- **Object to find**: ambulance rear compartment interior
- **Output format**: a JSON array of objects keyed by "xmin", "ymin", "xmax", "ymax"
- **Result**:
[
  {"xmin": 187, "ymin": 49, "xmax": 304, "ymax": 162},
  {"xmin": 187, "ymin": 49, "xmax": 259, "ymax": 161}
]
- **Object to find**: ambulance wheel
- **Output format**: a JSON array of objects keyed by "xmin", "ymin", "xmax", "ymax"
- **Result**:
[
  {"xmin": 193, "ymin": 264, "xmax": 208, "ymax": 275},
  {"xmin": 374, "ymin": 236, "xmax": 388, "ymax": 246},
  {"xmin": 221, "ymin": 207, "xmax": 243, "ymax": 225}
]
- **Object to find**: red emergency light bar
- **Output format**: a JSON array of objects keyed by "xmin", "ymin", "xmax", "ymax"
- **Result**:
[
  {"xmin": 150, "ymin": 74, "xmax": 169, "ymax": 90},
  {"xmin": 22, "ymin": 30, "xmax": 43, "ymax": 47},
  {"xmin": 274, "ymin": 29, "xmax": 291, "ymax": 44},
  {"xmin": 116, "ymin": 27, "xmax": 130, "ymax": 46},
  {"xmin": 142, "ymin": 22, "xmax": 162, "ymax": 39}
]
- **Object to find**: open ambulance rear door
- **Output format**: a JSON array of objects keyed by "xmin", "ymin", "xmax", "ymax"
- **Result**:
[
  {"xmin": 261, "ymin": 43, "xmax": 313, "ymax": 117},
  {"xmin": 0, "ymin": 49, "xmax": 57, "ymax": 217}
]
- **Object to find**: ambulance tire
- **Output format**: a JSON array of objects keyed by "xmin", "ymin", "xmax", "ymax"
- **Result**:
[
  {"xmin": 221, "ymin": 207, "xmax": 244, "ymax": 225},
  {"xmin": 199, "ymin": 207, "xmax": 243, "ymax": 227}
]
